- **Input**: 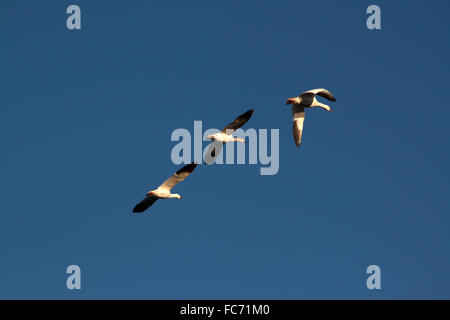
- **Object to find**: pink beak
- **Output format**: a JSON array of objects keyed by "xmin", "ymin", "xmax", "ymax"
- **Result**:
[{"xmin": 285, "ymin": 97, "xmax": 295, "ymax": 105}]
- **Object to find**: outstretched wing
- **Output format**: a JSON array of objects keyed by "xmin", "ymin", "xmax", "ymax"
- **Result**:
[
  {"xmin": 158, "ymin": 163, "xmax": 197, "ymax": 192},
  {"xmin": 301, "ymin": 88, "xmax": 336, "ymax": 102},
  {"xmin": 132, "ymin": 196, "xmax": 158, "ymax": 213},
  {"xmin": 222, "ymin": 109, "xmax": 254, "ymax": 132},
  {"xmin": 292, "ymin": 105, "xmax": 305, "ymax": 147},
  {"xmin": 204, "ymin": 141, "xmax": 224, "ymax": 165}
]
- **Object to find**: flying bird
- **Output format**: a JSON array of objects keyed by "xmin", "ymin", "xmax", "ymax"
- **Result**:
[
  {"xmin": 285, "ymin": 89, "xmax": 336, "ymax": 147},
  {"xmin": 132, "ymin": 163, "xmax": 197, "ymax": 213},
  {"xmin": 205, "ymin": 109, "xmax": 254, "ymax": 163}
]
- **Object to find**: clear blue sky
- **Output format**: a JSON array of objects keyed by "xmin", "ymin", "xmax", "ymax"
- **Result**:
[{"xmin": 1, "ymin": 0, "xmax": 449, "ymax": 299}]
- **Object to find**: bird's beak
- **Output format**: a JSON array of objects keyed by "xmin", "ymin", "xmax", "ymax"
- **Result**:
[
  {"xmin": 179, "ymin": 196, "xmax": 183, "ymax": 199},
  {"xmin": 285, "ymin": 98, "xmax": 294, "ymax": 105}
]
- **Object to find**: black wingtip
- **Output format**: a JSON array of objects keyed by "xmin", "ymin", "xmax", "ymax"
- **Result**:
[
  {"xmin": 329, "ymin": 93, "xmax": 336, "ymax": 102},
  {"xmin": 238, "ymin": 109, "xmax": 254, "ymax": 122},
  {"xmin": 132, "ymin": 201, "xmax": 148, "ymax": 213},
  {"xmin": 132, "ymin": 206, "xmax": 144, "ymax": 213},
  {"xmin": 176, "ymin": 162, "xmax": 198, "ymax": 175},
  {"xmin": 132, "ymin": 195, "xmax": 158, "ymax": 213}
]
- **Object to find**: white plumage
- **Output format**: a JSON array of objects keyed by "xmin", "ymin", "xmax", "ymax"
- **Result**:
[{"xmin": 285, "ymin": 88, "xmax": 336, "ymax": 147}]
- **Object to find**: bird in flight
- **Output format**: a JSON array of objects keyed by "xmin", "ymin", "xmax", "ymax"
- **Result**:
[
  {"xmin": 132, "ymin": 163, "xmax": 197, "ymax": 213},
  {"xmin": 205, "ymin": 109, "xmax": 254, "ymax": 163},
  {"xmin": 285, "ymin": 89, "xmax": 336, "ymax": 147}
]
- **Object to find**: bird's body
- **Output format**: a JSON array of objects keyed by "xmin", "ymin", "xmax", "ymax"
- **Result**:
[
  {"xmin": 148, "ymin": 189, "xmax": 180, "ymax": 199},
  {"xmin": 205, "ymin": 109, "xmax": 254, "ymax": 163},
  {"xmin": 285, "ymin": 88, "xmax": 336, "ymax": 147},
  {"xmin": 132, "ymin": 163, "xmax": 197, "ymax": 213},
  {"xmin": 208, "ymin": 132, "xmax": 245, "ymax": 143}
]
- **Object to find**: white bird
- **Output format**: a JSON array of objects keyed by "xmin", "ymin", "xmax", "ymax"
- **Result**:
[
  {"xmin": 132, "ymin": 163, "xmax": 197, "ymax": 213},
  {"xmin": 285, "ymin": 89, "xmax": 336, "ymax": 147},
  {"xmin": 205, "ymin": 109, "xmax": 254, "ymax": 162}
]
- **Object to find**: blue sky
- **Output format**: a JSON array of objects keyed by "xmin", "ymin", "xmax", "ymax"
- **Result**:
[{"xmin": 1, "ymin": 0, "xmax": 449, "ymax": 299}]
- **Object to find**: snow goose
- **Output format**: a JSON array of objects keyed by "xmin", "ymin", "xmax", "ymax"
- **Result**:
[
  {"xmin": 205, "ymin": 109, "xmax": 254, "ymax": 163},
  {"xmin": 132, "ymin": 163, "xmax": 197, "ymax": 213},
  {"xmin": 285, "ymin": 89, "xmax": 336, "ymax": 147}
]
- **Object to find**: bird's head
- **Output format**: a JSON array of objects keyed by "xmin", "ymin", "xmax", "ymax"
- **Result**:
[
  {"xmin": 175, "ymin": 193, "xmax": 182, "ymax": 199},
  {"xmin": 285, "ymin": 97, "xmax": 300, "ymax": 105},
  {"xmin": 147, "ymin": 190, "xmax": 155, "ymax": 196},
  {"xmin": 207, "ymin": 134, "xmax": 217, "ymax": 141}
]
